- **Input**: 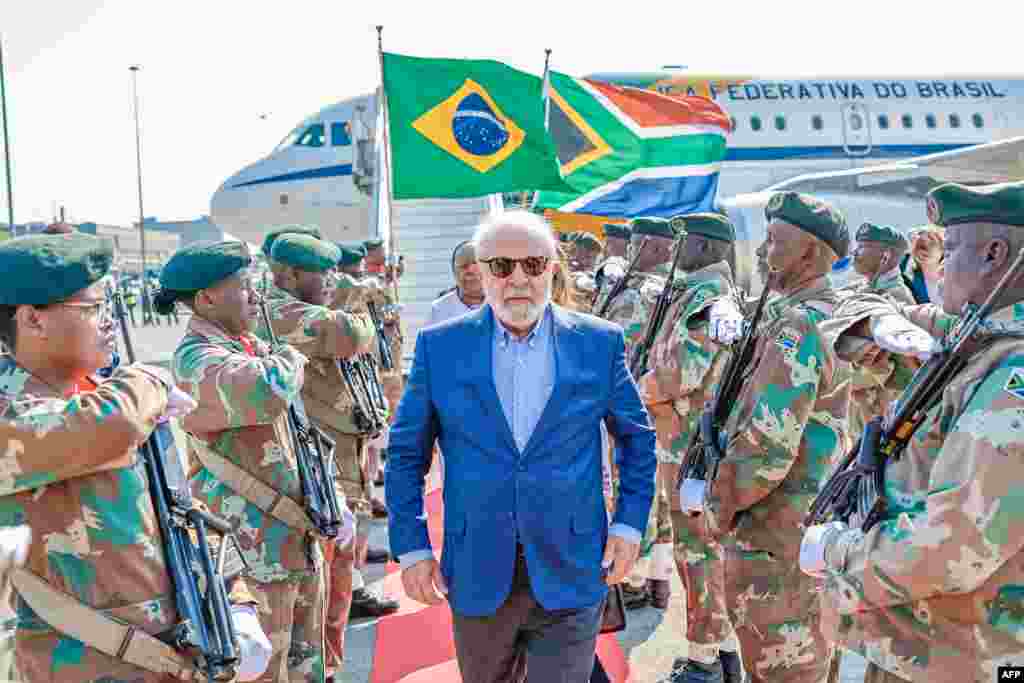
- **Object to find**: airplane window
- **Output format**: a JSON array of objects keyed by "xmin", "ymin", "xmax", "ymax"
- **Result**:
[
  {"xmin": 295, "ymin": 123, "xmax": 325, "ymax": 147},
  {"xmin": 750, "ymin": 115, "xmax": 762, "ymax": 132},
  {"xmin": 811, "ymin": 115, "xmax": 823, "ymax": 131},
  {"xmin": 775, "ymin": 115, "xmax": 786, "ymax": 131},
  {"xmin": 849, "ymin": 113, "xmax": 864, "ymax": 131},
  {"xmin": 925, "ymin": 114, "xmax": 937, "ymax": 129},
  {"xmin": 877, "ymin": 114, "xmax": 890, "ymax": 130},
  {"xmin": 949, "ymin": 113, "xmax": 962, "ymax": 128},
  {"xmin": 273, "ymin": 128, "xmax": 303, "ymax": 153},
  {"xmin": 331, "ymin": 122, "xmax": 352, "ymax": 146},
  {"xmin": 730, "ymin": 116, "xmax": 737, "ymax": 131},
  {"xmin": 902, "ymin": 114, "xmax": 913, "ymax": 129},
  {"xmin": 972, "ymin": 113, "xmax": 985, "ymax": 128}
]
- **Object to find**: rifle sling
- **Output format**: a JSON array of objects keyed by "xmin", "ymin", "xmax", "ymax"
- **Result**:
[
  {"xmin": 11, "ymin": 569, "xmax": 201, "ymax": 680},
  {"xmin": 189, "ymin": 435, "xmax": 319, "ymax": 535}
]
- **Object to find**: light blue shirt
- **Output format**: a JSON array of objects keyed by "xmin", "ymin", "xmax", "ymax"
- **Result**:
[{"xmin": 399, "ymin": 304, "xmax": 640, "ymax": 570}]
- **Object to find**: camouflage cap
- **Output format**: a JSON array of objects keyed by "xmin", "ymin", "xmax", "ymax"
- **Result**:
[
  {"xmin": 675, "ymin": 213, "xmax": 735, "ymax": 243},
  {"xmin": 765, "ymin": 191, "xmax": 849, "ymax": 258},
  {"xmin": 261, "ymin": 225, "xmax": 322, "ymax": 257},
  {"xmin": 603, "ymin": 223, "xmax": 631, "ymax": 240},
  {"xmin": 856, "ymin": 222, "xmax": 907, "ymax": 248},
  {"xmin": 575, "ymin": 232, "xmax": 603, "ymax": 250},
  {"xmin": 270, "ymin": 234, "xmax": 341, "ymax": 273},
  {"xmin": 926, "ymin": 181, "xmax": 1024, "ymax": 227},
  {"xmin": 160, "ymin": 240, "xmax": 252, "ymax": 292},
  {"xmin": 0, "ymin": 233, "xmax": 113, "ymax": 305},
  {"xmin": 363, "ymin": 238, "xmax": 385, "ymax": 251},
  {"xmin": 337, "ymin": 242, "xmax": 367, "ymax": 267},
  {"xmin": 630, "ymin": 217, "xmax": 677, "ymax": 240}
]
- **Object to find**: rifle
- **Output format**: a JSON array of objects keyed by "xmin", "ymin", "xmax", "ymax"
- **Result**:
[
  {"xmin": 629, "ymin": 235, "xmax": 687, "ymax": 378},
  {"xmin": 257, "ymin": 295, "xmax": 344, "ymax": 539},
  {"xmin": 680, "ymin": 275, "xmax": 774, "ymax": 486},
  {"xmin": 111, "ymin": 289, "xmax": 244, "ymax": 682},
  {"xmin": 806, "ymin": 247, "xmax": 1024, "ymax": 531},
  {"xmin": 596, "ymin": 237, "xmax": 649, "ymax": 319},
  {"xmin": 366, "ymin": 300, "xmax": 394, "ymax": 372}
]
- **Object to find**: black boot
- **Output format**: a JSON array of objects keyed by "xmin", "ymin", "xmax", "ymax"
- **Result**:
[
  {"xmin": 719, "ymin": 650, "xmax": 743, "ymax": 683},
  {"xmin": 660, "ymin": 658, "xmax": 724, "ymax": 683},
  {"xmin": 349, "ymin": 588, "xmax": 400, "ymax": 618},
  {"xmin": 621, "ymin": 583, "xmax": 650, "ymax": 610}
]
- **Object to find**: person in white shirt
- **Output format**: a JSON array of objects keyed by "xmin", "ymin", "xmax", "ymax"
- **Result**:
[{"xmin": 427, "ymin": 240, "xmax": 485, "ymax": 326}]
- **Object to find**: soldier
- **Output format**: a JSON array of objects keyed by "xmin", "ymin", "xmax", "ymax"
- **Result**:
[
  {"xmin": 638, "ymin": 214, "xmax": 743, "ymax": 683},
  {"xmin": 680, "ymin": 191, "xmax": 851, "ymax": 683},
  {"xmin": 571, "ymin": 231, "xmax": 604, "ymax": 273},
  {"xmin": 329, "ymin": 243, "xmax": 402, "ymax": 618},
  {"xmin": 600, "ymin": 216, "xmax": 678, "ymax": 609},
  {"xmin": 158, "ymin": 239, "xmax": 330, "ymax": 682},
  {"xmin": 850, "ymin": 223, "xmax": 915, "ymax": 304},
  {"xmin": 801, "ymin": 181, "xmax": 1024, "ymax": 683},
  {"xmin": 0, "ymin": 233, "xmax": 270, "ymax": 682},
  {"xmin": 257, "ymin": 234, "xmax": 378, "ymax": 679},
  {"xmin": 603, "ymin": 222, "xmax": 631, "ymax": 260},
  {"xmin": 900, "ymin": 225, "xmax": 945, "ymax": 304}
]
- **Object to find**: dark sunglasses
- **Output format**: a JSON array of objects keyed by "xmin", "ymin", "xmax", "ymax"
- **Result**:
[{"xmin": 480, "ymin": 256, "xmax": 551, "ymax": 279}]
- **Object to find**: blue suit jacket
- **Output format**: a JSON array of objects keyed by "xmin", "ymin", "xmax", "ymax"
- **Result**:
[{"xmin": 386, "ymin": 304, "xmax": 657, "ymax": 617}]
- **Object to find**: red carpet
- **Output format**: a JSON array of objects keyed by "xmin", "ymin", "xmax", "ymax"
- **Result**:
[{"xmin": 370, "ymin": 490, "xmax": 631, "ymax": 682}]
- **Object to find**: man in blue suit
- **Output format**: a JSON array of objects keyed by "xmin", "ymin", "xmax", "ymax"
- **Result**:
[{"xmin": 387, "ymin": 210, "xmax": 657, "ymax": 682}]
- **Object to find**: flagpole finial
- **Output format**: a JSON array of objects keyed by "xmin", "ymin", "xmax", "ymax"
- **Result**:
[{"xmin": 376, "ymin": 25, "xmax": 383, "ymax": 51}]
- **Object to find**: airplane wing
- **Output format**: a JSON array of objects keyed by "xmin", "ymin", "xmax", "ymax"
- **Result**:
[{"xmin": 766, "ymin": 135, "xmax": 1024, "ymax": 198}]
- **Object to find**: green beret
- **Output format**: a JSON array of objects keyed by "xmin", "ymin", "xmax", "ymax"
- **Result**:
[
  {"xmin": 575, "ymin": 232, "xmax": 602, "ymax": 250},
  {"xmin": 362, "ymin": 238, "xmax": 385, "ymax": 251},
  {"xmin": 855, "ymin": 223, "xmax": 906, "ymax": 248},
  {"xmin": 603, "ymin": 223, "xmax": 631, "ymax": 240},
  {"xmin": 271, "ymin": 234, "xmax": 340, "ymax": 273},
  {"xmin": 765, "ymin": 191, "xmax": 849, "ymax": 258},
  {"xmin": 0, "ymin": 233, "xmax": 113, "ymax": 306},
  {"xmin": 337, "ymin": 243, "xmax": 366, "ymax": 267},
  {"xmin": 675, "ymin": 213, "xmax": 735, "ymax": 243},
  {"xmin": 558, "ymin": 232, "xmax": 572, "ymax": 243},
  {"xmin": 630, "ymin": 217, "xmax": 676, "ymax": 240},
  {"xmin": 261, "ymin": 225, "xmax": 322, "ymax": 257},
  {"xmin": 926, "ymin": 181, "xmax": 1024, "ymax": 227},
  {"xmin": 160, "ymin": 240, "xmax": 252, "ymax": 292}
]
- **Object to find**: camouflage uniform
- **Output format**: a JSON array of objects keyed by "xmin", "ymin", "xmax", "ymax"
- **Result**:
[
  {"xmin": 176, "ymin": 315, "xmax": 326, "ymax": 683},
  {"xmin": 259, "ymin": 280, "xmax": 375, "ymax": 674},
  {"xmin": 0, "ymin": 362, "xmax": 254, "ymax": 682},
  {"xmin": 701, "ymin": 277, "xmax": 850, "ymax": 683},
  {"xmin": 819, "ymin": 303, "xmax": 1024, "ymax": 683},
  {"xmin": 642, "ymin": 261, "xmax": 737, "ymax": 663}
]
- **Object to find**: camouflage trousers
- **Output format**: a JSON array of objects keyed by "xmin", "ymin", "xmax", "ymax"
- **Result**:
[
  {"xmin": 724, "ymin": 546, "xmax": 831, "ymax": 683},
  {"xmin": 326, "ymin": 431, "xmax": 372, "ymax": 521},
  {"xmin": 13, "ymin": 632, "xmax": 173, "ymax": 682},
  {"xmin": 321, "ymin": 538, "xmax": 356, "ymax": 677},
  {"xmin": 862, "ymin": 661, "xmax": 908, "ymax": 683},
  {"xmin": 250, "ymin": 571, "xmax": 327, "ymax": 683}
]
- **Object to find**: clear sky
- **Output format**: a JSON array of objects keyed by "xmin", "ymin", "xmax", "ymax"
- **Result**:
[{"xmin": 1, "ymin": 0, "xmax": 1022, "ymax": 226}]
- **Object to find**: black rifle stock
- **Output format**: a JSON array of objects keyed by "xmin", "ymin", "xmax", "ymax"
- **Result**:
[
  {"xmin": 807, "ymin": 248, "xmax": 1024, "ymax": 531},
  {"xmin": 257, "ymin": 296, "xmax": 343, "ymax": 539},
  {"xmin": 630, "ymin": 236, "xmax": 687, "ymax": 378},
  {"xmin": 111, "ymin": 290, "xmax": 241, "ymax": 682}
]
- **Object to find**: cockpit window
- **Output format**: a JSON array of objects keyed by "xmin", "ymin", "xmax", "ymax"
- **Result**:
[
  {"xmin": 295, "ymin": 123, "xmax": 326, "ymax": 147},
  {"xmin": 331, "ymin": 122, "xmax": 352, "ymax": 147}
]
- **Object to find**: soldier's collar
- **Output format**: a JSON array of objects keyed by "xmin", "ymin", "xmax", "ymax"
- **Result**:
[
  {"xmin": 764, "ymin": 276, "xmax": 833, "ymax": 321},
  {"xmin": 687, "ymin": 260, "xmax": 732, "ymax": 285},
  {"xmin": 869, "ymin": 266, "xmax": 903, "ymax": 288}
]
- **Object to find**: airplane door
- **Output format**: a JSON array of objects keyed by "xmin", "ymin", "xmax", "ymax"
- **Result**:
[{"xmin": 841, "ymin": 103, "xmax": 872, "ymax": 157}]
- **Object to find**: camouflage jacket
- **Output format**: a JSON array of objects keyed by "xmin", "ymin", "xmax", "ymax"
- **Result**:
[
  {"xmin": 821, "ymin": 304, "xmax": 1024, "ymax": 683},
  {"xmin": 176, "ymin": 315, "xmax": 314, "ymax": 583},
  {"xmin": 259, "ymin": 282, "xmax": 381, "ymax": 436},
  {"xmin": 601, "ymin": 262, "xmax": 674, "ymax": 364},
  {"xmin": 332, "ymin": 274, "xmax": 403, "ymax": 377},
  {"xmin": 641, "ymin": 261, "xmax": 733, "ymax": 469},
  {"xmin": 862, "ymin": 267, "xmax": 917, "ymax": 305},
  {"xmin": 704, "ymin": 277, "xmax": 851, "ymax": 562}
]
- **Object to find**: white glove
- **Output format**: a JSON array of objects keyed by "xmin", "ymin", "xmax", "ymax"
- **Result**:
[
  {"xmin": 367, "ymin": 428, "xmax": 389, "ymax": 451},
  {"xmin": 276, "ymin": 344, "xmax": 310, "ymax": 368},
  {"xmin": 870, "ymin": 314, "xmax": 941, "ymax": 362},
  {"xmin": 679, "ymin": 478, "xmax": 707, "ymax": 514},
  {"xmin": 708, "ymin": 298, "xmax": 745, "ymax": 345},
  {"xmin": 335, "ymin": 504, "xmax": 357, "ymax": 551},
  {"xmin": 231, "ymin": 604, "xmax": 272, "ymax": 682},
  {"xmin": 799, "ymin": 522, "xmax": 847, "ymax": 578},
  {"xmin": 158, "ymin": 386, "xmax": 198, "ymax": 424},
  {"xmin": 0, "ymin": 525, "xmax": 31, "ymax": 575}
]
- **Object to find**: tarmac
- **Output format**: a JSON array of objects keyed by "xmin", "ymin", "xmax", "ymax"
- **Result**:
[{"xmin": 126, "ymin": 315, "xmax": 871, "ymax": 683}]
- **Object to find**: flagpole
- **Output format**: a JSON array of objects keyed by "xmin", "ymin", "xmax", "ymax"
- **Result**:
[
  {"xmin": 528, "ymin": 47, "xmax": 553, "ymax": 213},
  {"xmin": 375, "ymin": 25, "xmax": 399, "ymax": 301}
]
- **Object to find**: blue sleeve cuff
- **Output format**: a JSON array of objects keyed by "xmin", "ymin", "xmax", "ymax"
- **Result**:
[
  {"xmin": 398, "ymin": 548, "xmax": 435, "ymax": 570},
  {"xmin": 608, "ymin": 523, "xmax": 642, "ymax": 545}
]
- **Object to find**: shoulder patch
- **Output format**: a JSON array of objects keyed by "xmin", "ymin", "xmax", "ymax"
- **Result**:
[
  {"xmin": 1005, "ymin": 367, "xmax": 1024, "ymax": 401},
  {"xmin": 776, "ymin": 329, "xmax": 801, "ymax": 351}
]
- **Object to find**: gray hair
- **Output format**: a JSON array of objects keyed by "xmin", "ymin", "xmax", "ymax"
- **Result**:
[{"xmin": 472, "ymin": 210, "xmax": 558, "ymax": 260}]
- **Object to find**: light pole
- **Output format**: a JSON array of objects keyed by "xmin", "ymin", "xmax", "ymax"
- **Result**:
[
  {"xmin": 129, "ymin": 65, "xmax": 151, "ymax": 324},
  {"xmin": 1, "ymin": 36, "xmax": 14, "ymax": 231}
]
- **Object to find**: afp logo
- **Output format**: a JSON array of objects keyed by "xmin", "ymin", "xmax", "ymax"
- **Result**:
[
  {"xmin": 453, "ymin": 93, "xmax": 510, "ymax": 156},
  {"xmin": 999, "ymin": 666, "xmax": 1024, "ymax": 680}
]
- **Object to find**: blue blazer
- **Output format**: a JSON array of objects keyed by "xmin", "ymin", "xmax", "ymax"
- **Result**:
[{"xmin": 386, "ymin": 304, "xmax": 657, "ymax": 617}]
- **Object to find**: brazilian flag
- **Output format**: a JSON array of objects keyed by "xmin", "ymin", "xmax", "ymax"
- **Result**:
[{"xmin": 382, "ymin": 53, "xmax": 572, "ymax": 200}]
